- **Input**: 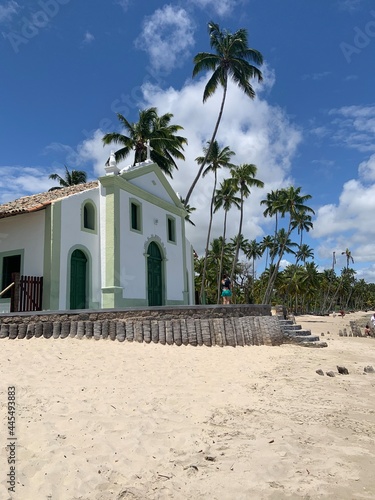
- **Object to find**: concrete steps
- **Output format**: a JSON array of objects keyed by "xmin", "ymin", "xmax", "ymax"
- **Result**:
[{"xmin": 278, "ymin": 318, "xmax": 325, "ymax": 347}]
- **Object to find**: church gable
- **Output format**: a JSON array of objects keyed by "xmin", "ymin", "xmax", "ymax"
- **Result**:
[{"xmin": 119, "ymin": 162, "xmax": 183, "ymax": 209}]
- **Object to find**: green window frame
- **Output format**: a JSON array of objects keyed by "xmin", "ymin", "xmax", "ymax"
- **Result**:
[
  {"xmin": 81, "ymin": 200, "xmax": 97, "ymax": 234},
  {"xmin": 129, "ymin": 199, "xmax": 142, "ymax": 233},
  {"xmin": 0, "ymin": 250, "xmax": 23, "ymax": 299},
  {"xmin": 167, "ymin": 215, "xmax": 176, "ymax": 244}
]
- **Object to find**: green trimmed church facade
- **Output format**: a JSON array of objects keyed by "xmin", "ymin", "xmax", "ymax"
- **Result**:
[{"xmin": 0, "ymin": 157, "xmax": 195, "ymax": 312}]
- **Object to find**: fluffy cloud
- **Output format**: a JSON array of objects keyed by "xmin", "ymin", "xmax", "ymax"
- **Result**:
[
  {"xmin": 358, "ymin": 154, "xmax": 375, "ymax": 182},
  {"xmin": 312, "ymin": 175, "xmax": 375, "ymax": 272},
  {"xmin": 189, "ymin": 0, "xmax": 237, "ymax": 16},
  {"xmin": 0, "ymin": 166, "xmax": 54, "ymax": 203},
  {"xmin": 116, "ymin": 0, "xmax": 131, "ymax": 12},
  {"xmin": 135, "ymin": 5, "xmax": 195, "ymax": 73},
  {"xmin": 328, "ymin": 105, "xmax": 375, "ymax": 152},
  {"xmin": 81, "ymin": 31, "xmax": 95, "ymax": 45},
  {"xmin": 0, "ymin": 0, "xmax": 19, "ymax": 23},
  {"xmin": 55, "ymin": 68, "xmax": 300, "ymax": 258}
]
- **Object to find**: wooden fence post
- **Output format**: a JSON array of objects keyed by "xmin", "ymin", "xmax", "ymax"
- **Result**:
[{"xmin": 10, "ymin": 272, "xmax": 20, "ymax": 312}]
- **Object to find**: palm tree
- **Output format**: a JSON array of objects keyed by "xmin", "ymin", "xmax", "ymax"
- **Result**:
[
  {"xmin": 291, "ymin": 210, "xmax": 313, "ymax": 247},
  {"xmin": 199, "ymin": 237, "xmax": 233, "ymax": 303},
  {"xmin": 102, "ymin": 107, "xmax": 187, "ymax": 178},
  {"xmin": 295, "ymin": 243, "xmax": 314, "ymax": 265},
  {"xmin": 260, "ymin": 235, "xmax": 273, "ymax": 269},
  {"xmin": 263, "ymin": 187, "xmax": 314, "ymax": 304},
  {"xmin": 229, "ymin": 163, "xmax": 264, "ymax": 285},
  {"xmin": 197, "ymin": 141, "xmax": 236, "ymax": 303},
  {"xmin": 260, "ymin": 190, "xmax": 285, "ymax": 265},
  {"xmin": 179, "ymin": 196, "xmax": 196, "ymax": 226},
  {"xmin": 184, "ymin": 21, "xmax": 263, "ymax": 204},
  {"xmin": 214, "ymin": 178, "xmax": 241, "ymax": 303},
  {"xmin": 49, "ymin": 166, "xmax": 87, "ymax": 191},
  {"xmin": 271, "ymin": 228, "xmax": 298, "ymax": 261},
  {"xmin": 229, "ymin": 234, "xmax": 249, "ymax": 255},
  {"xmin": 341, "ymin": 248, "xmax": 354, "ymax": 269},
  {"xmin": 245, "ymin": 239, "xmax": 263, "ymax": 301}
]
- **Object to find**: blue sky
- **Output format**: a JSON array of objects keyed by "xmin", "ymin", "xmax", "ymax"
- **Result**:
[{"xmin": 1, "ymin": 0, "xmax": 375, "ymax": 281}]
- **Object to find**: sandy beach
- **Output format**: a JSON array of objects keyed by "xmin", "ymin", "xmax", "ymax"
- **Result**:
[{"xmin": 1, "ymin": 311, "xmax": 375, "ymax": 499}]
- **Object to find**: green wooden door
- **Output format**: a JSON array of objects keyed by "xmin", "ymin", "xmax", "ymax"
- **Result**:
[
  {"xmin": 70, "ymin": 250, "xmax": 87, "ymax": 309},
  {"xmin": 147, "ymin": 242, "xmax": 163, "ymax": 306}
]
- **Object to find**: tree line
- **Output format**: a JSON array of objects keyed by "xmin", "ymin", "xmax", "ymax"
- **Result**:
[{"xmin": 46, "ymin": 21, "xmax": 375, "ymax": 310}]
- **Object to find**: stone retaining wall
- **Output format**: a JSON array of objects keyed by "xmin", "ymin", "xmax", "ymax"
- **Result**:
[{"xmin": 0, "ymin": 305, "xmax": 284, "ymax": 346}]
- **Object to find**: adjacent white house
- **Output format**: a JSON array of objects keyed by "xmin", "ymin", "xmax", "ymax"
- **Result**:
[{"xmin": 0, "ymin": 155, "xmax": 195, "ymax": 312}]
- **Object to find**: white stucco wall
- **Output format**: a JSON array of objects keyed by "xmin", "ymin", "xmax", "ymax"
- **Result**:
[
  {"xmin": 0, "ymin": 211, "xmax": 45, "ymax": 276},
  {"xmin": 118, "ymin": 189, "xmax": 186, "ymax": 302},
  {"xmin": 59, "ymin": 188, "xmax": 101, "ymax": 309},
  {"xmin": 99, "ymin": 183, "xmax": 107, "ymax": 291},
  {"xmin": 185, "ymin": 240, "xmax": 195, "ymax": 304}
]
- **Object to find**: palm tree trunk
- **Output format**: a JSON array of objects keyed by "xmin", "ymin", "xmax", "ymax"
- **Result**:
[
  {"xmin": 269, "ymin": 214, "xmax": 279, "ymax": 266},
  {"xmin": 263, "ymin": 225, "xmax": 292, "ymax": 304},
  {"xmin": 199, "ymin": 173, "xmax": 218, "ymax": 303},
  {"xmin": 229, "ymin": 192, "xmax": 244, "ymax": 287},
  {"xmin": 217, "ymin": 211, "xmax": 228, "ymax": 304},
  {"xmin": 327, "ymin": 280, "xmax": 342, "ymax": 312},
  {"xmin": 184, "ymin": 81, "xmax": 227, "ymax": 205},
  {"xmin": 252, "ymin": 257, "xmax": 255, "ymax": 301}
]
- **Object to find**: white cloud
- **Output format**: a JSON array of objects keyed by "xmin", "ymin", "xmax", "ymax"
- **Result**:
[
  {"xmin": 135, "ymin": 5, "xmax": 195, "ymax": 73},
  {"xmin": 358, "ymin": 154, "xmax": 375, "ymax": 182},
  {"xmin": 0, "ymin": 166, "xmax": 55, "ymax": 203},
  {"xmin": 134, "ymin": 73, "xmax": 300, "ymax": 254},
  {"xmin": 58, "ymin": 69, "xmax": 301, "ymax": 257},
  {"xmin": 328, "ymin": 105, "xmax": 375, "ymax": 152},
  {"xmin": 75, "ymin": 130, "xmax": 113, "ymax": 176},
  {"xmin": 82, "ymin": 31, "xmax": 94, "ymax": 45},
  {"xmin": 189, "ymin": 0, "xmax": 237, "ymax": 16},
  {"xmin": 45, "ymin": 130, "xmax": 112, "ymax": 177},
  {"xmin": 0, "ymin": 0, "xmax": 19, "ymax": 23},
  {"xmin": 116, "ymin": 0, "xmax": 131, "ymax": 12},
  {"xmin": 311, "ymin": 174, "xmax": 375, "ymax": 279}
]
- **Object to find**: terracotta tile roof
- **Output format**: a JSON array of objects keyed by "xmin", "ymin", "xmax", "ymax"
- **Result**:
[{"xmin": 0, "ymin": 181, "xmax": 99, "ymax": 220}]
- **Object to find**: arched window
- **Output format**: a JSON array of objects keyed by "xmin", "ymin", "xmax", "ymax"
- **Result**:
[{"xmin": 82, "ymin": 201, "xmax": 96, "ymax": 231}]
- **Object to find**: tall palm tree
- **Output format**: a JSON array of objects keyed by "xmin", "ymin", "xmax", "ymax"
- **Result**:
[
  {"xmin": 263, "ymin": 187, "xmax": 314, "ymax": 304},
  {"xmin": 260, "ymin": 235, "xmax": 273, "ymax": 269},
  {"xmin": 49, "ymin": 166, "xmax": 87, "ymax": 191},
  {"xmin": 102, "ymin": 107, "xmax": 187, "ymax": 178},
  {"xmin": 229, "ymin": 234, "xmax": 249, "ymax": 255},
  {"xmin": 295, "ymin": 243, "xmax": 314, "ymax": 265},
  {"xmin": 179, "ymin": 196, "xmax": 196, "ymax": 226},
  {"xmin": 271, "ymin": 228, "xmax": 298, "ymax": 261},
  {"xmin": 184, "ymin": 22, "xmax": 263, "ymax": 204},
  {"xmin": 260, "ymin": 190, "xmax": 285, "ymax": 266},
  {"xmin": 213, "ymin": 178, "xmax": 241, "ymax": 303},
  {"xmin": 245, "ymin": 239, "xmax": 263, "ymax": 301},
  {"xmin": 229, "ymin": 163, "xmax": 264, "ymax": 284},
  {"xmin": 291, "ymin": 210, "xmax": 313, "ymax": 247},
  {"xmin": 341, "ymin": 248, "xmax": 354, "ymax": 269},
  {"xmin": 197, "ymin": 141, "xmax": 236, "ymax": 303}
]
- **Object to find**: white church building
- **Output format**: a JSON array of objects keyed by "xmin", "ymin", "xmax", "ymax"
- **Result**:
[{"xmin": 0, "ymin": 154, "xmax": 195, "ymax": 312}]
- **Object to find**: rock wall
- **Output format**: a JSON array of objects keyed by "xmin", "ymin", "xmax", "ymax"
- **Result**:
[{"xmin": 0, "ymin": 305, "xmax": 284, "ymax": 346}]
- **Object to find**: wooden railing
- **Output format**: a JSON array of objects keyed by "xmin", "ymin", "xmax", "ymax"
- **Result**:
[{"xmin": 0, "ymin": 282, "xmax": 15, "ymax": 297}]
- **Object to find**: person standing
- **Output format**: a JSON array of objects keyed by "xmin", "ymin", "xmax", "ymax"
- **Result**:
[
  {"xmin": 371, "ymin": 312, "xmax": 375, "ymax": 329},
  {"xmin": 221, "ymin": 274, "xmax": 232, "ymax": 305}
]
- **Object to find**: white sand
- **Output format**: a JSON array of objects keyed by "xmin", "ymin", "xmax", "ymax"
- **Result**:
[{"xmin": 1, "ymin": 311, "xmax": 375, "ymax": 499}]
